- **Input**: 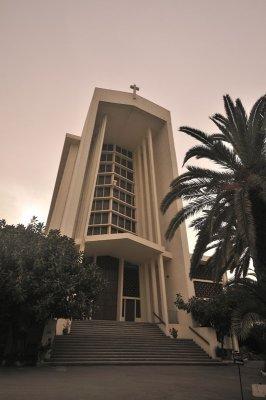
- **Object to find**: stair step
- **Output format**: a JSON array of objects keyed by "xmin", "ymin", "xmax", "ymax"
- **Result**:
[
  {"xmin": 49, "ymin": 321, "xmax": 218, "ymax": 366},
  {"xmin": 48, "ymin": 360, "xmax": 221, "ymax": 366}
]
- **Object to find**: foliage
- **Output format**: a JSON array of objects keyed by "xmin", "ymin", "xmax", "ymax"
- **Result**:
[
  {"xmin": 228, "ymin": 275, "xmax": 266, "ymax": 371},
  {"xmin": 161, "ymin": 94, "xmax": 266, "ymax": 281},
  {"xmin": 175, "ymin": 291, "xmax": 238, "ymax": 347},
  {"xmin": 0, "ymin": 218, "xmax": 105, "ymax": 365},
  {"xmin": 215, "ymin": 346, "xmax": 228, "ymax": 359},
  {"xmin": 176, "ymin": 276, "xmax": 266, "ymax": 368},
  {"xmin": 169, "ymin": 327, "xmax": 178, "ymax": 338}
]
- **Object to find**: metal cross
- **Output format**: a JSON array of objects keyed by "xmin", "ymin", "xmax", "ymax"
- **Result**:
[{"xmin": 130, "ymin": 83, "xmax": 139, "ymax": 99}]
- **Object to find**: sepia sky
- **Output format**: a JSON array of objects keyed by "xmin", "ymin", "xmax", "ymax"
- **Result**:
[{"xmin": 1, "ymin": 0, "xmax": 266, "ymax": 251}]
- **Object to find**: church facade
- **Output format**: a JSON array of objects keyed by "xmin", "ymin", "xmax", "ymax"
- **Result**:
[{"xmin": 46, "ymin": 87, "xmax": 218, "ymax": 346}]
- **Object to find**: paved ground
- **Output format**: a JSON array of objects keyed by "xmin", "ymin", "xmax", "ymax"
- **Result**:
[{"xmin": 0, "ymin": 362, "xmax": 265, "ymax": 400}]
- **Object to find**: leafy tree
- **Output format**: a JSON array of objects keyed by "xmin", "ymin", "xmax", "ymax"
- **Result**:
[
  {"xmin": 229, "ymin": 275, "xmax": 266, "ymax": 372},
  {"xmin": 175, "ymin": 292, "xmax": 237, "ymax": 348},
  {"xmin": 161, "ymin": 95, "xmax": 266, "ymax": 281},
  {"xmin": 0, "ymin": 218, "xmax": 105, "ymax": 365}
]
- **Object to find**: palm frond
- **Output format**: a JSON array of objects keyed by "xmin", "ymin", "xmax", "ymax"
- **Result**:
[
  {"xmin": 232, "ymin": 311, "xmax": 265, "ymax": 340},
  {"xmin": 179, "ymin": 126, "xmax": 213, "ymax": 146},
  {"xmin": 165, "ymin": 198, "xmax": 214, "ymax": 240}
]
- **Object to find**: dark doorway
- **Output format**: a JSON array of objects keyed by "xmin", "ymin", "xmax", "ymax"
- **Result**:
[
  {"xmin": 123, "ymin": 263, "xmax": 140, "ymax": 297},
  {"xmin": 125, "ymin": 299, "xmax": 135, "ymax": 321},
  {"xmin": 92, "ymin": 256, "xmax": 119, "ymax": 320}
]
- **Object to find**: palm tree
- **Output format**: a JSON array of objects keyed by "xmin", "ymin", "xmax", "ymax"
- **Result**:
[{"xmin": 161, "ymin": 95, "xmax": 266, "ymax": 280}]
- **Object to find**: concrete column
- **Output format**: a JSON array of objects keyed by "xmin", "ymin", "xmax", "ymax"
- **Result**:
[
  {"xmin": 141, "ymin": 139, "xmax": 153, "ymax": 241},
  {"xmin": 146, "ymin": 129, "xmax": 161, "ymax": 245},
  {"xmin": 49, "ymin": 143, "xmax": 79, "ymax": 230},
  {"xmin": 136, "ymin": 147, "xmax": 147, "ymax": 238},
  {"xmin": 79, "ymin": 242, "xmax": 85, "ymax": 252},
  {"xmin": 134, "ymin": 149, "xmax": 144, "ymax": 237},
  {"xmin": 157, "ymin": 255, "xmax": 169, "ymax": 326},
  {"xmin": 60, "ymin": 94, "xmax": 101, "ymax": 237},
  {"xmin": 150, "ymin": 260, "xmax": 159, "ymax": 318},
  {"xmin": 117, "ymin": 258, "xmax": 124, "ymax": 321},
  {"xmin": 82, "ymin": 115, "xmax": 108, "ymax": 237},
  {"xmin": 144, "ymin": 264, "xmax": 152, "ymax": 322}
]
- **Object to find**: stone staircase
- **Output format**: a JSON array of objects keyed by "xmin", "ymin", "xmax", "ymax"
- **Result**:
[{"xmin": 49, "ymin": 320, "xmax": 220, "ymax": 365}]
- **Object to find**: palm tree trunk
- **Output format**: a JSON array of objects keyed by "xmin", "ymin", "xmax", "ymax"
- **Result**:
[{"xmin": 249, "ymin": 189, "xmax": 266, "ymax": 278}]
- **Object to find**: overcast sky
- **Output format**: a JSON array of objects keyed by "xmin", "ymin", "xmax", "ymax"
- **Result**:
[{"xmin": 1, "ymin": 0, "xmax": 265, "ymax": 251}]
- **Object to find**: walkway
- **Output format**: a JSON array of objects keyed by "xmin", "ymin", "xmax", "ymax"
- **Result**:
[{"xmin": 0, "ymin": 362, "xmax": 265, "ymax": 399}]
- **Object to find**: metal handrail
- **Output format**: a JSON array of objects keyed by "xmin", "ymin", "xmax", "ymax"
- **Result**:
[
  {"xmin": 189, "ymin": 326, "xmax": 210, "ymax": 346},
  {"xmin": 153, "ymin": 312, "xmax": 166, "ymax": 326}
]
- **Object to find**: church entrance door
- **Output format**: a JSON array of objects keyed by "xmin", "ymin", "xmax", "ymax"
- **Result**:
[
  {"xmin": 92, "ymin": 256, "xmax": 119, "ymax": 320},
  {"xmin": 125, "ymin": 299, "xmax": 135, "ymax": 321},
  {"xmin": 122, "ymin": 262, "xmax": 141, "ymax": 322}
]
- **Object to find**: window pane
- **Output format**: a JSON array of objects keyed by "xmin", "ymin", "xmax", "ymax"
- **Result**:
[
  {"xmin": 120, "ymin": 192, "xmax": 125, "ymax": 202},
  {"xmin": 103, "ymin": 200, "xmax": 109, "ymax": 210},
  {"xmin": 105, "ymin": 175, "xmax": 111, "ymax": 184},
  {"xmin": 104, "ymin": 187, "xmax": 110, "ymax": 196},
  {"xmin": 101, "ymin": 226, "xmax": 108, "ymax": 234},
  {"xmin": 125, "ymin": 219, "xmax": 131, "ymax": 230},
  {"xmin": 94, "ymin": 227, "xmax": 100, "ymax": 235},
  {"xmin": 127, "ymin": 171, "xmax": 133, "ymax": 181},
  {"xmin": 119, "ymin": 204, "xmax": 125, "ymax": 215},
  {"xmin": 94, "ymin": 214, "xmax": 101, "ymax": 224},
  {"xmin": 126, "ymin": 194, "xmax": 131, "ymax": 204},
  {"xmin": 112, "ymin": 214, "xmax": 118, "ymax": 225},
  {"xmin": 118, "ymin": 216, "xmax": 124, "ymax": 228},
  {"xmin": 112, "ymin": 201, "xmax": 118, "ymax": 211},
  {"xmin": 102, "ymin": 213, "xmax": 108, "ymax": 224},
  {"xmin": 98, "ymin": 176, "xmax": 104, "ymax": 185},
  {"xmin": 127, "ymin": 182, "xmax": 132, "ymax": 192}
]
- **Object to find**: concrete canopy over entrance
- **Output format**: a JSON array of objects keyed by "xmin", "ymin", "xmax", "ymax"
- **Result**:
[{"xmin": 80, "ymin": 233, "xmax": 172, "ymax": 264}]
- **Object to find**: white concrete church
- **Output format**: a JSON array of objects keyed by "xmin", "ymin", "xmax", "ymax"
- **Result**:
[{"xmin": 46, "ymin": 87, "xmax": 232, "ymax": 364}]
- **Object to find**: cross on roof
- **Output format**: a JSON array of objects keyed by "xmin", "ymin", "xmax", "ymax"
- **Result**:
[{"xmin": 130, "ymin": 83, "xmax": 139, "ymax": 99}]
